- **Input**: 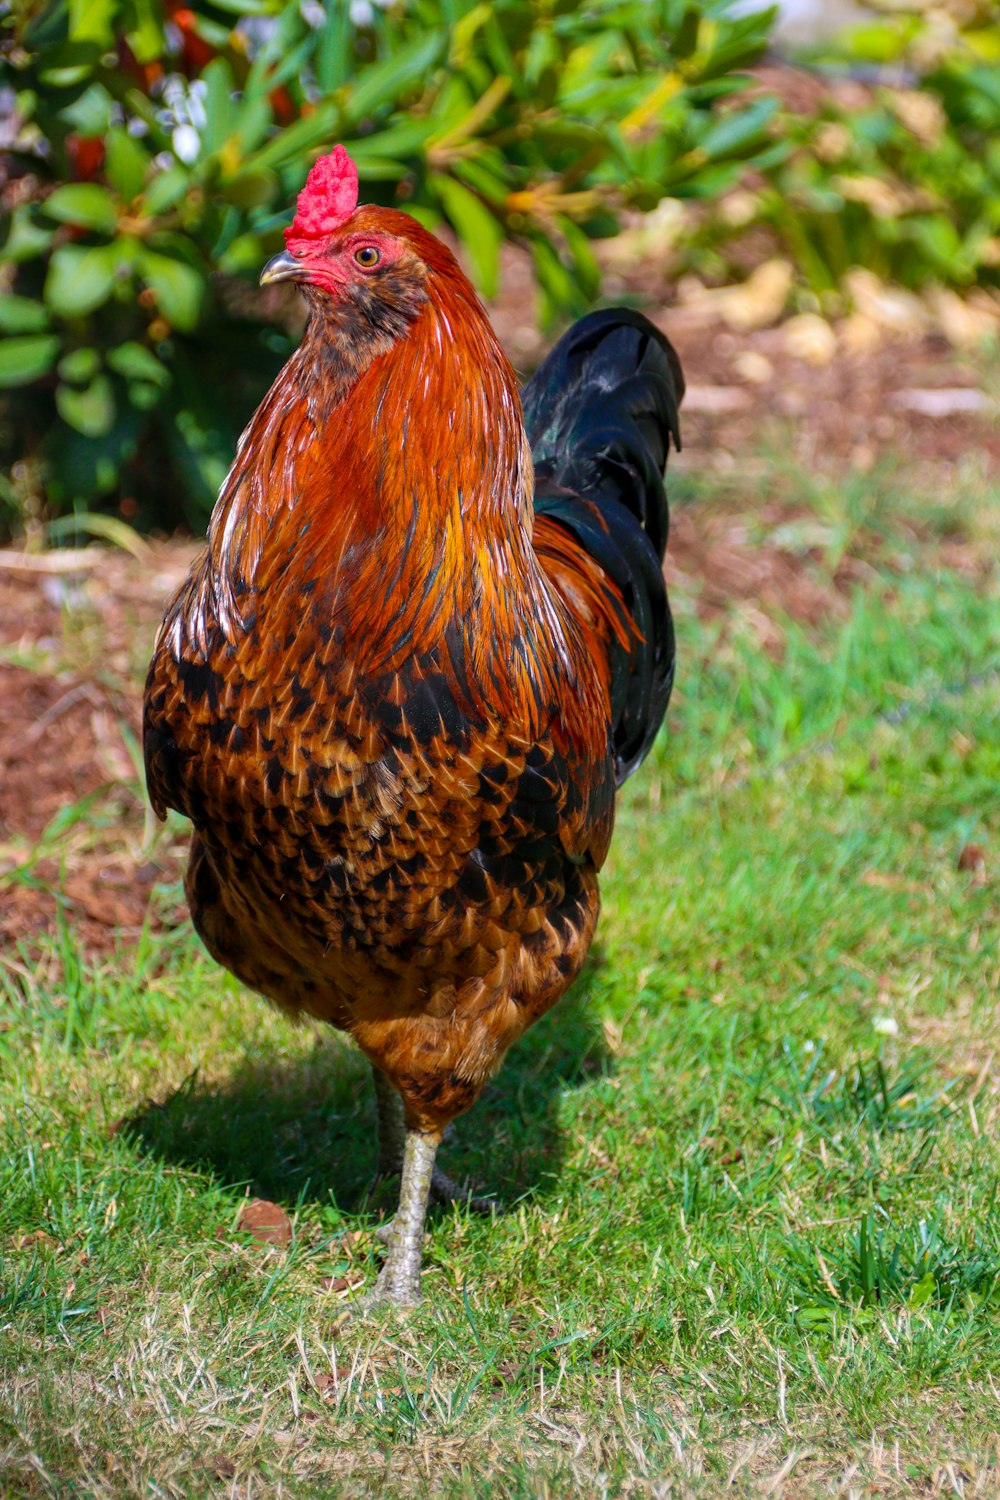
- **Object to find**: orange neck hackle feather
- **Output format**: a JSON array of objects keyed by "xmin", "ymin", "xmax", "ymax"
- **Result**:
[
  {"xmin": 193, "ymin": 205, "xmax": 591, "ymax": 741},
  {"xmin": 176, "ymin": 148, "xmax": 612, "ymax": 764}
]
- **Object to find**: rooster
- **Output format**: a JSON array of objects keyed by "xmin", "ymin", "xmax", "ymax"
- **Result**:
[{"xmin": 144, "ymin": 146, "xmax": 683, "ymax": 1308}]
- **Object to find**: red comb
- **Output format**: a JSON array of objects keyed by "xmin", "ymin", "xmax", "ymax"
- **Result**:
[{"xmin": 284, "ymin": 145, "xmax": 359, "ymax": 255}]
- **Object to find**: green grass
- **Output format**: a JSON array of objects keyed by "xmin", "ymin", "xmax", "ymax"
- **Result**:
[{"xmin": 1, "ymin": 458, "xmax": 998, "ymax": 1497}]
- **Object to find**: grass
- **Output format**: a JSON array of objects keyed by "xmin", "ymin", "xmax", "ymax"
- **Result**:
[{"xmin": 1, "ymin": 452, "xmax": 998, "ymax": 1497}]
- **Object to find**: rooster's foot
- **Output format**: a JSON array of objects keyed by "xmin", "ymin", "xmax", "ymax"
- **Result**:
[
  {"xmin": 429, "ymin": 1165, "xmax": 494, "ymax": 1215},
  {"xmin": 354, "ymin": 1259, "xmax": 422, "ymax": 1312}
]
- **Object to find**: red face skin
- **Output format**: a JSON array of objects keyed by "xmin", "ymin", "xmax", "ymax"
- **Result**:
[
  {"xmin": 290, "ymin": 229, "xmax": 408, "ymax": 300},
  {"xmin": 260, "ymin": 220, "xmax": 419, "ymax": 304}
]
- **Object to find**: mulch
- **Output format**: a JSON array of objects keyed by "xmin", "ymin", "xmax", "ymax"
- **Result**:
[
  {"xmin": 0, "ymin": 546, "xmax": 195, "ymax": 955},
  {"xmin": 664, "ymin": 316, "xmax": 1000, "ymax": 487}
]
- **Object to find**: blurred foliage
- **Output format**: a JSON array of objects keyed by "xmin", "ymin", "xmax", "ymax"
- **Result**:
[
  {"xmin": 688, "ymin": 2, "xmax": 1000, "ymax": 307},
  {"xmin": 0, "ymin": 0, "xmax": 777, "ymax": 537}
]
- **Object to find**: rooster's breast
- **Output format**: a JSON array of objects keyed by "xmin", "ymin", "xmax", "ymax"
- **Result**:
[{"xmin": 145, "ymin": 601, "xmax": 607, "ymax": 1015}]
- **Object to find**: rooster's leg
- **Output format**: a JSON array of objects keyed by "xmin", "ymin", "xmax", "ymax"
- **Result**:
[
  {"xmin": 361, "ymin": 1128, "xmax": 438, "ymax": 1307},
  {"xmin": 372, "ymin": 1064, "xmax": 407, "ymax": 1179},
  {"xmin": 370, "ymin": 1065, "xmax": 492, "ymax": 1233}
]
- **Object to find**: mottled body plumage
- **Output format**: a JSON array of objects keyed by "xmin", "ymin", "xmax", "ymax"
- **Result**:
[{"xmin": 144, "ymin": 162, "xmax": 682, "ymax": 1298}]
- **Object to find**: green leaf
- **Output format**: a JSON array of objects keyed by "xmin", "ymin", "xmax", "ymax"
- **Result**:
[
  {"xmin": 37, "ymin": 40, "xmax": 102, "ymax": 87},
  {"xmin": 0, "ymin": 334, "xmax": 61, "ymax": 387},
  {"xmin": 481, "ymin": 15, "xmax": 521, "ymax": 98},
  {"xmin": 207, "ymin": 0, "xmax": 276, "ymax": 13},
  {"xmin": 58, "ymin": 81, "xmax": 114, "ymax": 136},
  {"xmin": 142, "ymin": 166, "xmax": 191, "ymax": 216},
  {"xmin": 112, "ymin": 235, "xmax": 143, "ymax": 275},
  {"xmin": 138, "ymin": 251, "xmax": 205, "ymax": 331},
  {"xmin": 559, "ymin": 216, "xmax": 602, "ymax": 301},
  {"xmin": 220, "ymin": 172, "xmax": 279, "ymax": 209},
  {"xmin": 345, "ymin": 34, "xmax": 444, "ymax": 124},
  {"xmin": 2, "ymin": 206, "xmax": 55, "ymax": 264},
  {"xmin": 106, "ymin": 341, "xmax": 170, "ymax": 387},
  {"xmin": 200, "ymin": 57, "xmax": 236, "ymax": 158},
  {"xmin": 0, "ymin": 297, "xmax": 50, "ymax": 335},
  {"xmin": 908, "ymin": 1271, "xmax": 936, "ymax": 1309},
  {"xmin": 216, "ymin": 231, "xmax": 267, "ymax": 277},
  {"xmin": 673, "ymin": 6, "xmax": 702, "ymax": 60},
  {"xmin": 528, "ymin": 235, "xmax": 586, "ymax": 324},
  {"xmin": 795, "ymin": 1305, "xmax": 836, "ymax": 1331},
  {"xmin": 243, "ymin": 5, "xmax": 311, "ymax": 96},
  {"xmin": 452, "ymin": 157, "xmax": 511, "ymax": 207},
  {"xmin": 403, "ymin": 204, "xmax": 443, "ymax": 232},
  {"xmin": 430, "ymin": 174, "xmax": 502, "ymax": 298},
  {"xmin": 314, "ymin": 3, "xmax": 353, "ymax": 90},
  {"xmin": 339, "ymin": 119, "xmax": 437, "ymax": 160},
  {"xmin": 238, "ymin": 101, "xmax": 339, "ymax": 176},
  {"xmin": 449, "ymin": 3, "xmax": 491, "ymax": 68},
  {"xmin": 42, "ymin": 183, "xmax": 117, "ymax": 234},
  {"xmin": 907, "ymin": 213, "xmax": 964, "ymax": 274},
  {"xmin": 335, "ymin": 152, "xmax": 409, "ymax": 181},
  {"xmin": 56, "ymin": 372, "xmax": 116, "ymax": 436},
  {"xmin": 47, "ymin": 510, "xmax": 149, "ymax": 557},
  {"xmin": 69, "ymin": 0, "xmax": 116, "ymax": 48},
  {"xmin": 105, "ymin": 128, "xmax": 150, "ymax": 205},
  {"xmin": 58, "ymin": 346, "xmax": 101, "ymax": 383},
  {"xmin": 233, "ymin": 95, "xmax": 273, "ymax": 156},
  {"xmin": 842, "ymin": 20, "xmax": 917, "ymax": 65},
  {"xmin": 44, "ymin": 243, "xmax": 118, "ymax": 317},
  {"xmin": 124, "ymin": 0, "xmax": 165, "ymax": 64},
  {"xmin": 699, "ymin": 97, "xmax": 778, "ymax": 161}
]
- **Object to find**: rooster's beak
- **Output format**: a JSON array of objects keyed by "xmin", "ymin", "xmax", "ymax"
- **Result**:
[{"xmin": 260, "ymin": 250, "xmax": 306, "ymax": 286}]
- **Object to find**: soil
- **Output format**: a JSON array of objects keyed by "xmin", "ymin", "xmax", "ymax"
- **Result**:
[
  {"xmin": 2, "ymin": 304, "xmax": 996, "ymax": 954},
  {"xmin": 663, "ymin": 317, "xmax": 1000, "ymax": 490},
  {"xmin": 0, "ymin": 545, "xmax": 195, "ymax": 955}
]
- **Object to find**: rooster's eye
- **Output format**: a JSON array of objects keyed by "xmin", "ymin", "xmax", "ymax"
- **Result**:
[{"xmin": 354, "ymin": 246, "xmax": 381, "ymax": 268}]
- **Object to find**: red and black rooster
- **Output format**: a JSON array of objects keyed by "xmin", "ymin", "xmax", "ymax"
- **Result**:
[{"xmin": 144, "ymin": 146, "xmax": 683, "ymax": 1307}]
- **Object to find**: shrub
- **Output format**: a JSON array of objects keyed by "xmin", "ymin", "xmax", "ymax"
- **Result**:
[
  {"xmin": 688, "ymin": 3, "xmax": 1000, "ymax": 306},
  {"xmin": 0, "ymin": 0, "xmax": 777, "ymax": 537}
]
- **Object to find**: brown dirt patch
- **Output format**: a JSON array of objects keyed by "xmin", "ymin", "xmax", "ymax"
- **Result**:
[
  {"xmin": 486, "ymin": 221, "xmax": 1000, "ymax": 490},
  {"xmin": 664, "ymin": 503, "xmax": 860, "ymax": 656},
  {"xmin": 661, "ymin": 315, "xmax": 1000, "ymax": 489},
  {"xmin": 0, "ymin": 545, "xmax": 195, "ymax": 953}
]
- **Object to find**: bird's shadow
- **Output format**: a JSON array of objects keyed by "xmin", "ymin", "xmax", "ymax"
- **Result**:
[{"xmin": 126, "ymin": 952, "xmax": 612, "ymax": 1217}]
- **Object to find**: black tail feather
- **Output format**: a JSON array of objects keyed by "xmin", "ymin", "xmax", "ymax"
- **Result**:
[{"xmin": 523, "ymin": 308, "xmax": 684, "ymax": 782}]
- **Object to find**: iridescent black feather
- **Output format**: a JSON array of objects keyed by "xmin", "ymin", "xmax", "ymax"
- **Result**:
[{"xmin": 523, "ymin": 308, "xmax": 684, "ymax": 783}]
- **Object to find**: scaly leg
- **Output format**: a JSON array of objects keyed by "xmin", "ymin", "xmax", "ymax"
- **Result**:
[
  {"xmin": 370, "ymin": 1065, "xmax": 493, "ymax": 1221},
  {"xmin": 359, "ymin": 1128, "xmax": 438, "ymax": 1307}
]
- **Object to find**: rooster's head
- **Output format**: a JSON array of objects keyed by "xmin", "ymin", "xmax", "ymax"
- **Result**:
[{"xmin": 260, "ymin": 145, "xmax": 439, "ymax": 319}]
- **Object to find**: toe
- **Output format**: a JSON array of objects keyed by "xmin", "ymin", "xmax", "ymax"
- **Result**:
[
  {"xmin": 429, "ymin": 1166, "xmax": 493, "ymax": 1214},
  {"xmin": 355, "ymin": 1273, "xmax": 421, "ymax": 1313}
]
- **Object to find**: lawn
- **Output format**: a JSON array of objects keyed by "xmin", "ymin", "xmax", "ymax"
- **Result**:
[{"xmin": 1, "ymin": 444, "xmax": 998, "ymax": 1497}]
